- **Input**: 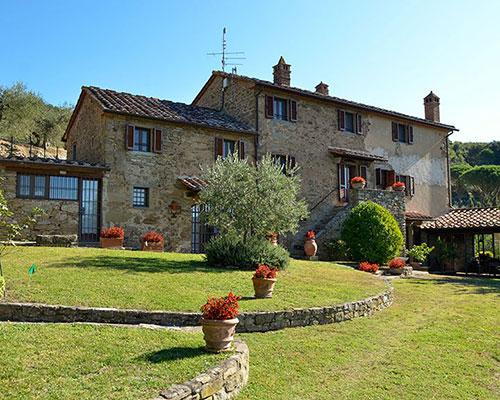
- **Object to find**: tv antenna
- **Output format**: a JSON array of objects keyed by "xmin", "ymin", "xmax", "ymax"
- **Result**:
[{"xmin": 207, "ymin": 27, "xmax": 245, "ymax": 72}]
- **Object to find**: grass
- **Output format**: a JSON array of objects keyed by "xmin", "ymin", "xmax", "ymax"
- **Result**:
[
  {"xmin": 239, "ymin": 276, "xmax": 500, "ymax": 399},
  {"xmin": 0, "ymin": 323, "xmax": 227, "ymax": 400},
  {"xmin": 1, "ymin": 247, "xmax": 386, "ymax": 312}
]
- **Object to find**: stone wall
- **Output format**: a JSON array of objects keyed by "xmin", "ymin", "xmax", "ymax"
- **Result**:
[
  {"xmin": 155, "ymin": 339, "xmax": 249, "ymax": 400},
  {"xmin": 0, "ymin": 279, "xmax": 393, "ymax": 332},
  {"xmin": 0, "ymin": 167, "xmax": 79, "ymax": 240}
]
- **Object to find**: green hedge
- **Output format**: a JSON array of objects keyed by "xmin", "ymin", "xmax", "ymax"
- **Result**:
[
  {"xmin": 341, "ymin": 201, "xmax": 403, "ymax": 264},
  {"xmin": 204, "ymin": 235, "xmax": 290, "ymax": 270}
]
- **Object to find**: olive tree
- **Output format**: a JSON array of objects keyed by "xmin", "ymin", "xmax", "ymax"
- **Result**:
[{"xmin": 199, "ymin": 153, "xmax": 309, "ymax": 239}]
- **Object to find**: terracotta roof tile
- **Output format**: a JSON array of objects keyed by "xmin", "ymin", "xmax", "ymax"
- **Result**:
[
  {"xmin": 420, "ymin": 207, "xmax": 500, "ymax": 230},
  {"xmin": 177, "ymin": 176, "xmax": 207, "ymax": 192},
  {"xmin": 85, "ymin": 86, "xmax": 254, "ymax": 134},
  {"xmin": 405, "ymin": 211, "xmax": 433, "ymax": 220},
  {"xmin": 328, "ymin": 146, "xmax": 388, "ymax": 162}
]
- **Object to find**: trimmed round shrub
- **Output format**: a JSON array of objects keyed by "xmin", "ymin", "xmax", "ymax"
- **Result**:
[
  {"xmin": 204, "ymin": 235, "xmax": 290, "ymax": 270},
  {"xmin": 0, "ymin": 275, "xmax": 5, "ymax": 297},
  {"xmin": 341, "ymin": 201, "xmax": 403, "ymax": 264}
]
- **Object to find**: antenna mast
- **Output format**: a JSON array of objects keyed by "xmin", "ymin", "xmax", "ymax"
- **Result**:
[{"xmin": 207, "ymin": 27, "xmax": 245, "ymax": 72}]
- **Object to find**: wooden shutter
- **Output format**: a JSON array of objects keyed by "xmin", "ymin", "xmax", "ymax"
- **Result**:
[
  {"xmin": 265, "ymin": 95, "xmax": 274, "ymax": 118},
  {"xmin": 408, "ymin": 125, "xmax": 414, "ymax": 144},
  {"xmin": 360, "ymin": 165, "xmax": 368, "ymax": 181},
  {"xmin": 238, "ymin": 140, "xmax": 246, "ymax": 159},
  {"xmin": 356, "ymin": 114, "xmax": 363, "ymax": 134},
  {"xmin": 338, "ymin": 110, "xmax": 345, "ymax": 131},
  {"xmin": 376, "ymin": 168, "xmax": 381, "ymax": 186},
  {"xmin": 153, "ymin": 128, "xmax": 162, "ymax": 153},
  {"xmin": 339, "ymin": 163, "xmax": 347, "ymax": 202},
  {"xmin": 387, "ymin": 170, "xmax": 396, "ymax": 187},
  {"xmin": 410, "ymin": 176, "xmax": 415, "ymax": 196},
  {"xmin": 392, "ymin": 122, "xmax": 398, "ymax": 142},
  {"xmin": 215, "ymin": 137, "xmax": 224, "ymax": 160},
  {"xmin": 289, "ymin": 99, "xmax": 298, "ymax": 122},
  {"xmin": 125, "ymin": 124, "xmax": 135, "ymax": 150}
]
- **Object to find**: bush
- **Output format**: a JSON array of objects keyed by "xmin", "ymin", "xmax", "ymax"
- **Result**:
[
  {"xmin": 0, "ymin": 275, "xmax": 4, "ymax": 297},
  {"xmin": 326, "ymin": 239, "xmax": 351, "ymax": 261},
  {"xmin": 205, "ymin": 235, "xmax": 290, "ymax": 270},
  {"xmin": 407, "ymin": 243, "xmax": 434, "ymax": 263},
  {"xmin": 341, "ymin": 201, "xmax": 403, "ymax": 264}
]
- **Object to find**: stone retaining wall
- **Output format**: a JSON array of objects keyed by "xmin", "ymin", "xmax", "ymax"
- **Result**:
[
  {"xmin": 0, "ymin": 280, "xmax": 393, "ymax": 332},
  {"xmin": 155, "ymin": 339, "xmax": 249, "ymax": 400}
]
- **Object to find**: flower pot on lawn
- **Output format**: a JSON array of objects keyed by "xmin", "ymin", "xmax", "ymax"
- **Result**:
[
  {"xmin": 99, "ymin": 237, "xmax": 123, "ymax": 249},
  {"xmin": 141, "ymin": 241, "xmax": 164, "ymax": 252},
  {"xmin": 252, "ymin": 277, "xmax": 277, "ymax": 298},
  {"xmin": 304, "ymin": 238, "xmax": 317, "ymax": 257},
  {"xmin": 388, "ymin": 267, "xmax": 404, "ymax": 275},
  {"xmin": 201, "ymin": 318, "xmax": 239, "ymax": 352}
]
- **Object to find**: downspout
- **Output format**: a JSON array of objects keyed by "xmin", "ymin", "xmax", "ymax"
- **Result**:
[
  {"xmin": 445, "ymin": 130, "xmax": 454, "ymax": 209},
  {"xmin": 254, "ymin": 87, "xmax": 263, "ymax": 163}
]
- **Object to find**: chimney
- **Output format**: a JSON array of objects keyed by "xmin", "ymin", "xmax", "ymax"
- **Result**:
[
  {"xmin": 273, "ymin": 56, "xmax": 291, "ymax": 87},
  {"xmin": 424, "ymin": 91, "xmax": 440, "ymax": 122},
  {"xmin": 315, "ymin": 82, "xmax": 329, "ymax": 95}
]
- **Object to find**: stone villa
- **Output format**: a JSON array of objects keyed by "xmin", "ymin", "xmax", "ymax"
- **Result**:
[{"xmin": 0, "ymin": 58, "xmax": 457, "ymax": 256}]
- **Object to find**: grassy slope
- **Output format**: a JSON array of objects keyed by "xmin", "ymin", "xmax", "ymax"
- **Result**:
[
  {"xmin": 1, "ymin": 247, "xmax": 385, "ymax": 312},
  {"xmin": 0, "ymin": 323, "xmax": 226, "ymax": 400},
  {"xmin": 239, "ymin": 276, "xmax": 500, "ymax": 399}
]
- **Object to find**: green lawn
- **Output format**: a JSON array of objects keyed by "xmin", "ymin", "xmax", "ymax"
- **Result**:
[
  {"xmin": 239, "ymin": 276, "xmax": 500, "ymax": 399},
  {"xmin": 0, "ymin": 323, "xmax": 227, "ymax": 400},
  {"xmin": 1, "ymin": 247, "xmax": 386, "ymax": 312}
]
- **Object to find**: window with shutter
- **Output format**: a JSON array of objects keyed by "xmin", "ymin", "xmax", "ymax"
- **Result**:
[
  {"xmin": 153, "ymin": 128, "xmax": 162, "ymax": 153},
  {"xmin": 265, "ymin": 95, "xmax": 274, "ymax": 118},
  {"xmin": 215, "ymin": 137, "xmax": 224, "ymax": 160},
  {"xmin": 126, "ymin": 124, "xmax": 135, "ymax": 150},
  {"xmin": 356, "ymin": 114, "xmax": 363, "ymax": 134},
  {"xmin": 338, "ymin": 110, "xmax": 345, "ymax": 131},
  {"xmin": 290, "ymin": 99, "xmax": 298, "ymax": 122},
  {"xmin": 387, "ymin": 170, "xmax": 396, "ymax": 187}
]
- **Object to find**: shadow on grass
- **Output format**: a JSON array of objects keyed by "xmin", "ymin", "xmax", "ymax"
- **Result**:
[
  {"xmin": 49, "ymin": 255, "xmax": 229, "ymax": 274},
  {"xmin": 405, "ymin": 275, "xmax": 500, "ymax": 296},
  {"xmin": 136, "ymin": 346, "xmax": 206, "ymax": 363}
]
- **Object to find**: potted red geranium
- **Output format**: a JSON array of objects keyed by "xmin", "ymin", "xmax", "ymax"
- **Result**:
[
  {"xmin": 141, "ymin": 232, "xmax": 164, "ymax": 252},
  {"xmin": 100, "ymin": 227, "xmax": 124, "ymax": 249},
  {"xmin": 350, "ymin": 176, "xmax": 366, "ymax": 189},
  {"xmin": 392, "ymin": 181, "xmax": 406, "ymax": 192},
  {"xmin": 200, "ymin": 292, "xmax": 242, "ymax": 352},
  {"xmin": 304, "ymin": 230, "xmax": 317, "ymax": 257},
  {"xmin": 388, "ymin": 258, "xmax": 405, "ymax": 275},
  {"xmin": 252, "ymin": 264, "xmax": 278, "ymax": 298},
  {"xmin": 358, "ymin": 261, "xmax": 379, "ymax": 273}
]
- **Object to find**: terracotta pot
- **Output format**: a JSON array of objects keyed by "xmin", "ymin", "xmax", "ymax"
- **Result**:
[
  {"xmin": 99, "ymin": 237, "xmax": 123, "ymax": 249},
  {"xmin": 351, "ymin": 181, "xmax": 366, "ymax": 189},
  {"xmin": 201, "ymin": 318, "xmax": 239, "ymax": 352},
  {"xmin": 388, "ymin": 267, "xmax": 404, "ymax": 275},
  {"xmin": 252, "ymin": 277, "xmax": 277, "ymax": 298},
  {"xmin": 141, "ymin": 241, "xmax": 164, "ymax": 252},
  {"xmin": 393, "ymin": 185, "xmax": 405, "ymax": 192},
  {"xmin": 304, "ymin": 238, "xmax": 317, "ymax": 257}
]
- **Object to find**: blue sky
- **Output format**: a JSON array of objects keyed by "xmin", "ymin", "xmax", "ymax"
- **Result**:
[{"xmin": 1, "ymin": 0, "xmax": 499, "ymax": 142}]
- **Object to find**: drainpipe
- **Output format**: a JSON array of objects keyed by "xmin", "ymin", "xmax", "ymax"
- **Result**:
[
  {"xmin": 445, "ymin": 130, "xmax": 454, "ymax": 209},
  {"xmin": 254, "ymin": 87, "xmax": 263, "ymax": 163}
]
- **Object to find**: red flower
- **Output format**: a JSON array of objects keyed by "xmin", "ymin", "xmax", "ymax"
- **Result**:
[
  {"xmin": 388, "ymin": 258, "xmax": 405, "ymax": 269},
  {"xmin": 350, "ymin": 176, "xmax": 366, "ymax": 184},
  {"xmin": 100, "ymin": 227, "xmax": 124, "ymax": 239},
  {"xmin": 253, "ymin": 264, "xmax": 278, "ymax": 279},
  {"xmin": 358, "ymin": 262, "xmax": 379, "ymax": 273},
  {"xmin": 142, "ymin": 232, "xmax": 164, "ymax": 243},
  {"xmin": 392, "ymin": 181, "xmax": 406, "ymax": 188},
  {"xmin": 305, "ymin": 230, "xmax": 315, "ymax": 239},
  {"xmin": 200, "ymin": 292, "xmax": 242, "ymax": 320}
]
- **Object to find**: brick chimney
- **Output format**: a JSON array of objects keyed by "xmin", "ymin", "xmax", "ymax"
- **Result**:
[
  {"xmin": 315, "ymin": 82, "xmax": 329, "ymax": 95},
  {"xmin": 424, "ymin": 91, "xmax": 440, "ymax": 122},
  {"xmin": 273, "ymin": 56, "xmax": 291, "ymax": 87}
]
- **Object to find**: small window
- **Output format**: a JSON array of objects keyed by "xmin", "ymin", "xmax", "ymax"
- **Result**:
[
  {"xmin": 133, "ymin": 187, "xmax": 149, "ymax": 207},
  {"xmin": 273, "ymin": 98, "xmax": 288, "ymax": 121},
  {"xmin": 223, "ymin": 139, "xmax": 235, "ymax": 159},
  {"xmin": 18, "ymin": 175, "xmax": 47, "ymax": 198},
  {"xmin": 398, "ymin": 124, "xmax": 407, "ymax": 142},
  {"xmin": 133, "ymin": 128, "xmax": 151, "ymax": 152},
  {"xmin": 345, "ymin": 112, "xmax": 355, "ymax": 133}
]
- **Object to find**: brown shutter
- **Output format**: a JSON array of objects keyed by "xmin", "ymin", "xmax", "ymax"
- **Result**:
[
  {"xmin": 290, "ymin": 99, "xmax": 298, "ymax": 122},
  {"xmin": 339, "ymin": 163, "xmax": 347, "ymax": 202},
  {"xmin": 338, "ymin": 110, "xmax": 345, "ymax": 131},
  {"xmin": 238, "ymin": 140, "xmax": 246, "ymax": 159},
  {"xmin": 215, "ymin": 137, "xmax": 223, "ymax": 160},
  {"xmin": 387, "ymin": 170, "xmax": 396, "ymax": 187},
  {"xmin": 392, "ymin": 122, "xmax": 398, "ymax": 142},
  {"xmin": 360, "ymin": 165, "xmax": 368, "ymax": 181},
  {"xmin": 265, "ymin": 95, "xmax": 274, "ymax": 118},
  {"xmin": 411, "ymin": 176, "xmax": 415, "ymax": 196},
  {"xmin": 376, "ymin": 168, "xmax": 381, "ymax": 186},
  {"xmin": 408, "ymin": 125, "xmax": 414, "ymax": 144},
  {"xmin": 153, "ymin": 128, "xmax": 162, "ymax": 153},
  {"xmin": 356, "ymin": 114, "xmax": 363, "ymax": 134},
  {"xmin": 126, "ymin": 124, "xmax": 135, "ymax": 150}
]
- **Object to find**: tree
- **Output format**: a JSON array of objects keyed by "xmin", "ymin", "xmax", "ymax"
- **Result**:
[
  {"xmin": 199, "ymin": 153, "xmax": 309, "ymax": 239},
  {"xmin": 459, "ymin": 165, "xmax": 500, "ymax": 206}
]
